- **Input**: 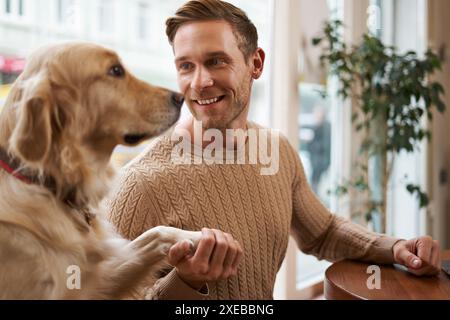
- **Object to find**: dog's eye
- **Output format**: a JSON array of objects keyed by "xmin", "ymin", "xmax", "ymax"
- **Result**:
[{"xmin": 109, "ymin": 64, "xmax": 125, "ymax": 78}]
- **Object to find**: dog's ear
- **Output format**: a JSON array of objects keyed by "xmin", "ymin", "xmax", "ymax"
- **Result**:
[{"xmin": 10, "ymin": 75, "xmax": 53, "ymax": 163}]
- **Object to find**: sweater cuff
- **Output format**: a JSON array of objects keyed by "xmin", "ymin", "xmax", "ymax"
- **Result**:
[
  {"xmin": 366, "ymin": 235, "xmax": 403, "ymax": 264},
  {"xmin": 147, "ymin": 269, "xmax": 209, "ymax": 300}
]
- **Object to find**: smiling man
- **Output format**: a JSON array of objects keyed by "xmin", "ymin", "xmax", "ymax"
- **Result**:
[
  {"xmin": 172, "ymin": 19, "xmax": 261, "ymax": 133},
  {"xmin": 107, "ymin": 0, "xmax": 441, "ymax": 300}
]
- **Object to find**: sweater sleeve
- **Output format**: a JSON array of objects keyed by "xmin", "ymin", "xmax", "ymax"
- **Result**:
[
  {"xmin": 106, "ymin": 166, "xmax": 209, "ymax": 300},
  {"xmin": 144, "ymin": 269, "xmax": 209, "ymax": 300},
  {"xmin": 286, "ymin": 142, "xmax": 400, "ymax": 264}
]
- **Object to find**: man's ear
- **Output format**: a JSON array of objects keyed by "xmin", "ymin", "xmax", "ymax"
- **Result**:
[
  {"xmin": 252, "ymin": 48, "xmax": 266, "ymax": 80},
  {"xmin": 9, "ymin": 76, "xmax": 53, "ymax": 164}
]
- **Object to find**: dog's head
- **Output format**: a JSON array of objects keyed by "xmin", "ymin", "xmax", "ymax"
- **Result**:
[{"xmin": 0, "ymin": 42, "xmax": 183, "ymax": 205}]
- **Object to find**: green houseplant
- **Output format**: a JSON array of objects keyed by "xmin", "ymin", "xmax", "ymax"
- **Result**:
[{"xmin": 313, "ymin": 20, "xmax": 446, "ymax": 233}]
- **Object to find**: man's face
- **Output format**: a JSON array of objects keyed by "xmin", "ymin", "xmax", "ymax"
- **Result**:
[{"xmin": 173, "ymin": 20, "xmax": 261, "ymax": 130}]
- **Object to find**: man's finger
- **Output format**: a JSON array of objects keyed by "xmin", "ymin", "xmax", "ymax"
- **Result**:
[
  {"xmin": 431, "ymin": 240, "xmax": 441, "ymax": 272},
  {"xmin": 231, "ymin": 240, "xmax": 243, "ymax": 272},
  {"xmin": 407, "ymin": 262, "xmax": 436, "ymax": 277},
  {"xmin": 191, "ymin": 228, "xmax": 216, "ymax": 273},
  {"xmin": 222, "ymin": 233, "xmax": 238, "ymax": 276},
  {"xmin": 398, "ymin": 249, "xmax": 422, "ymax": 269},
  {"xmin": 417, "ymin": 236, "xmax": 433, "ymax": 264},
  {"xmin": 208, "ymin": 230, "xmax": 229, "ymax": 277},
  {"xmin": 168, "ymin": 240, "xmax": 192, "ymax": 266}
]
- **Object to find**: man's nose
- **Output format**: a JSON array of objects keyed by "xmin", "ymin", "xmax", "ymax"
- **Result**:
[
  {"xmin": 170, "ymin": 92, "xmax": 185, "ymax": 109},
  {"xmin": 191, "ymin": 68, "xmax": 214, "ymax": 92}
]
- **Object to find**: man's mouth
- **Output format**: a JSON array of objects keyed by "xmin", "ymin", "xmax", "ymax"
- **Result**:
[{"xmin": 193, "ymin": 95, "xmax": 225, "ymax": 106}]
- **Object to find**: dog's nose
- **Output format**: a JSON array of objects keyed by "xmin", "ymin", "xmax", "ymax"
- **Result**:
[{"xmin": 170, "ymin": 92, "xmax": 185, "ymax": 109}]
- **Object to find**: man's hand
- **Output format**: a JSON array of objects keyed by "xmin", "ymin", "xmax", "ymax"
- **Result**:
[
  {"xmin": 168, "ymin": 228, "xmax": 243, "ymax": 290},
  {"xmin": 393, "ymin": 236, "xmax": 441, "ymax": 276}
]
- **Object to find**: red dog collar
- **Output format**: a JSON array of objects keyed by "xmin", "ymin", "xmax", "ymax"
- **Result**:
[
  {"xmin": 0, "ymin": 148, "xmax": 33, "ymax": 184},
  {"xmin": 0, "ymin": 147, "xmax": 94, "ymax": 226}
]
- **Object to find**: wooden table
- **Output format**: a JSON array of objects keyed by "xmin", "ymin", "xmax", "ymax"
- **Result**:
[{"xmin": 324, "ymin": 251, "xmax": 450, "ymax": 300}]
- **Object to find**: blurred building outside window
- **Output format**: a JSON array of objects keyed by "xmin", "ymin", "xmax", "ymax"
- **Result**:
[
  {"xmin": 4, "ymin": 0, "xmax": 22, "ymax": 16},
  {"xmin": 1, "ymin": 0, "xmax": 28, "ymax": 23}
]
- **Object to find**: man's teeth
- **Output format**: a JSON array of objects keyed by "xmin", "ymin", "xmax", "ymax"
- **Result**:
[{"xmin": 197, "ymin": 97, "xmax": 220, "ymax": 105}]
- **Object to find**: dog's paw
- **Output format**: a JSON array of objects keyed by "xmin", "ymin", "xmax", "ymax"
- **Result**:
[
  {"xmin": 160, "ymin": 243, "xmax": 172, "ymax": 255},
  {"xmin": 186, "ymin": 231, "xmax": 201, "ymax": 249},
  {"xmin": 145, "ymin": 226, "xmax": 199, "ymax": 246}
]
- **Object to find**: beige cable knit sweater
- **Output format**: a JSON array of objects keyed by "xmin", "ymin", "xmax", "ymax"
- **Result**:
[{"xmin": 106, "ymin": 123, "xmax": 399, "ymax": 300}]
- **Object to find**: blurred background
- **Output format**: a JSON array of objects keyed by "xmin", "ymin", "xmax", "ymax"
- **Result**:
[{"xmin": 0, "ymin": 0, "xmax": 449, "ymax": 299}]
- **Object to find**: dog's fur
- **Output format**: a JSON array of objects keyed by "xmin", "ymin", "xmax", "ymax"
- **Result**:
[{"xmin": 0, "ymin": 43, "xmax": 200, "ymax": 299}]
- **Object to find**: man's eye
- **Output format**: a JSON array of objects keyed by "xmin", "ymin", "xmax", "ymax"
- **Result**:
[
  {"xmin": 179, "ymin": 63, "xmax": 192, "ymax": 71},
  {"xmin": 210, "ymin": 58, "xmax": 225, "ymax": 66}
]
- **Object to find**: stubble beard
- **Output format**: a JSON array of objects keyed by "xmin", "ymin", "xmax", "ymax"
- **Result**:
[{"xmin": 190, "ymin": 82, "xmax": 252, "ymax": 131}]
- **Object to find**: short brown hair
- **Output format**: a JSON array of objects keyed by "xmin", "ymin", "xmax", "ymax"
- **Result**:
[{"xmin": 166, "ymin": 0, "xmax": 258, "ymax": 60}]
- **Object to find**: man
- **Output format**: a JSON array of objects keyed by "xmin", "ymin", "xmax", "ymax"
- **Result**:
[
  {"xmin": 107, "ymin": 0, "xmax": 441, "ymax": 300},
  {"xmin": 306, "ymin": 104, "xmax": 331, "ymax": 194}
]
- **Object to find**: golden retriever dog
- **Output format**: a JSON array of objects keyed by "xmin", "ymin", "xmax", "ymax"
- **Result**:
[{"xmin": 0, "ymin": 42, "xmax": 201, "ymax": 299}]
